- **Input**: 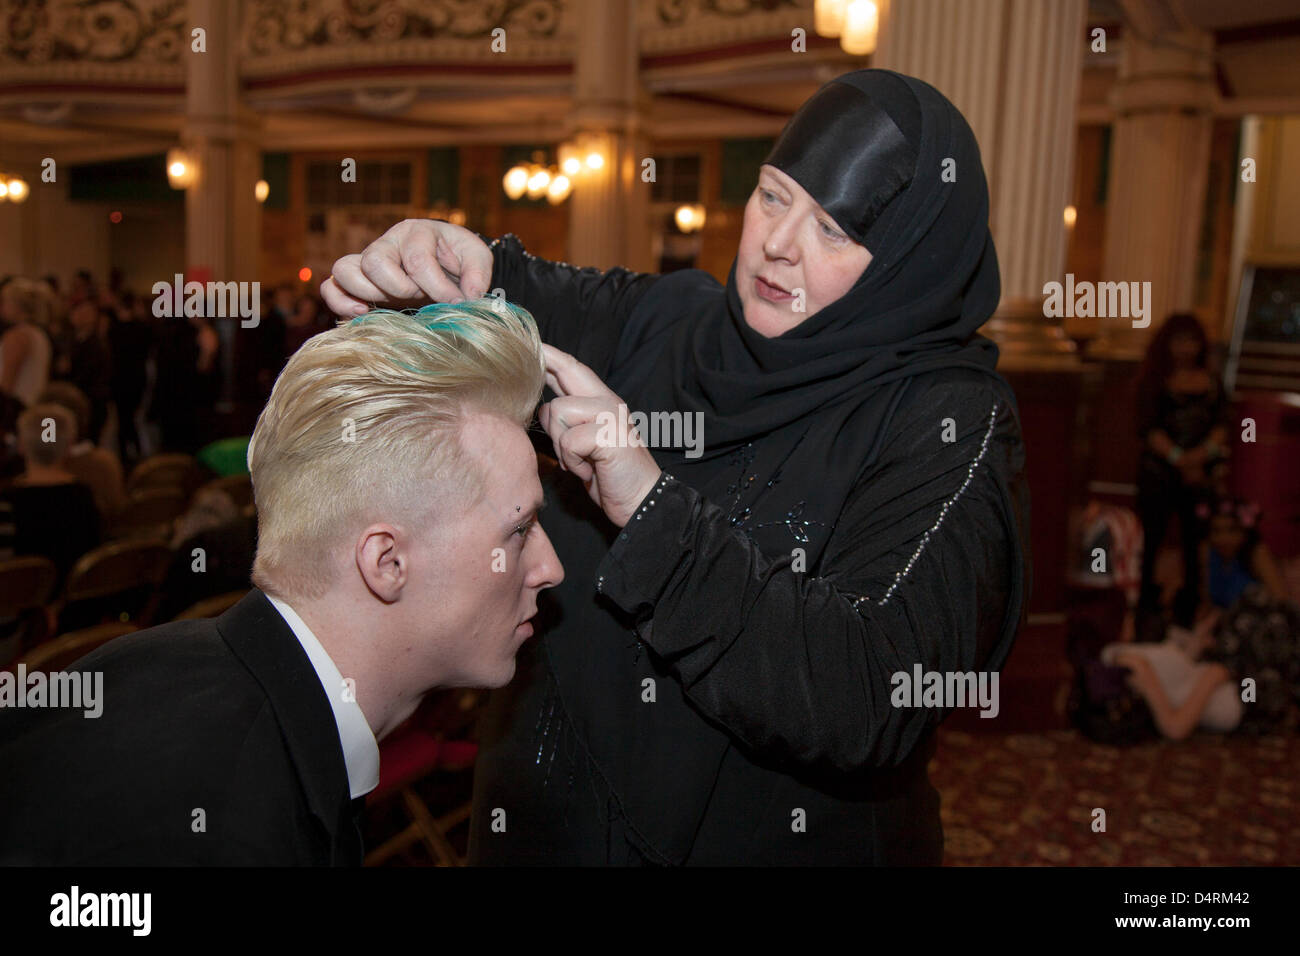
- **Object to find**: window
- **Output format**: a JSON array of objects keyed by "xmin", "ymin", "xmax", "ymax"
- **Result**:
[
  {"xmin": 306, "ymin": 160, "xmax": 413, "ymax": 206},
  {"xmin": 650, "ymin": 154, "xmax": 701, "ymax": 204}
]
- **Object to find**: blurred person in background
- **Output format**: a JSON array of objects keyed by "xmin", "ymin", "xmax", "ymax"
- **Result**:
[
  {"xmin": 149, "ymin": 312, "xmax": 219, "ymax": 453},
  {"xmin": 284, "ymin": 293, "xmax": 333, "ymax": 358},
  {"xmin": 0, "ymin": 277, "xmax": 55, "ymax": 408},
  {"xmin": 108, "ymin": 290, "xmax": 152, "ymax": 465},
  {"xmin": 1199, "ymin": 495, "xmax": 1288, "ymax": 612},
  {"xmin": 0, "ymin": 402, "xmax": 101, "ymax": 590},
  {"xmin": 152, "ymin": 485, "xmax": 257, "ymax": 623},
  {"xmin": 54, "ymin": 298, "xmax": 112, "ymax": 445},
  {"xmin": 36, "ymin": 381, "xmax": 126, "ymax": 519},
  {"xmin": 1134, "ymin": 313, "xmax": 1231, "ymax": 630}
]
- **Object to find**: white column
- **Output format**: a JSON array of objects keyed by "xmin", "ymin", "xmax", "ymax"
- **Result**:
[
  {"xmin": 876, "ymin": 0, "xmax": 1086, "ymax": 365},
  {"xmin": 183, "ymin": 0, "xmax": 260, "ymax": 284},
  {"xmin": 566, "ymin": 0, "xmax": 653, "ymax": 272},
  {"xmin": 1098, "ymin": 27, "xmax": 1215, "ymax": 357}
]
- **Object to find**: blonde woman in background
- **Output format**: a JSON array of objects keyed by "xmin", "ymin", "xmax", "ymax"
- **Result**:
[{"xmin": 0, "ymin": 277, "xmax": 55, "ymax": 407}]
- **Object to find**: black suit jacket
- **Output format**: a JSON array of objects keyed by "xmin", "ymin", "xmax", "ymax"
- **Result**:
[{"xmin": 0, "ymin": 590, "xmax": 363, "ymax": 865}]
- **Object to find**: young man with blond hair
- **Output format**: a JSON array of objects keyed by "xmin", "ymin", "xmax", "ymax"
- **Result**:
[{"xmin": 0, "ymin": 299, "xmax": 564, "ymax": 865}]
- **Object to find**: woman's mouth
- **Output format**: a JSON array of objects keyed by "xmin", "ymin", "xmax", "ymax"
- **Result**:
[{"xmin": 755, "ymin": 276, "xmax": 793, "ymax": 302}]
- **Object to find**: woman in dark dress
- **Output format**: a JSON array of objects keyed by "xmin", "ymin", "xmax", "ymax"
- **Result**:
[
  {"xmin": 1134, "ymin": 313, "xmax": 1231, "ymax": 629},
  {"xmin": 325, "ymin": 70, "xmax": 1031, "ymax": 865}
]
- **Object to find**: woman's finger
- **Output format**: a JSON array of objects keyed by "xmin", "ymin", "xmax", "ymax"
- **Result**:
[
  {"xmin": 432, "ymin": 232, "xmax": 494, "ymax": 302},
  {"xmin": 320, "ymin": 268, "xmax": 373, "ymax": 318},
  {"xmin": 552, "ymin": 421, "xmax": 598, "ymax": 481},
  {"xmin": 542, "ymin": 344, "xmax": 620, "ymax": 402},
  {"xmin": 543, "ymin": 395, "xmax": 613, "ymax": 431},
  {"xmin": 325, "ymin": 253, "xmax": 388, "ymax": 303},
  {"xmin": 399, "ymin": 228, "xmax": 463, "ymax": 303},
  {"xmin": 359, "ymin": 237, "xmax": 429, "ymax": 301}
]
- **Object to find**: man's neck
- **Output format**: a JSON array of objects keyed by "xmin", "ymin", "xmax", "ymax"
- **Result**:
[{"xmin": 279, "ymin": 592, "xmax": 415, "ymax": 741}]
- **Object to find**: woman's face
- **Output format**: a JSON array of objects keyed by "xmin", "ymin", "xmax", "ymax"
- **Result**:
[
  {"xmin": 1170, "ymin": 331, "xmax": 1201, "ymax": 369},
  {"xmin": 736, "ymin": 165, "xmax": 873, "ymax": 337},
  {"xmin": 1209, "ymin": 515, "xmax": 1244, "ymax": 557}
]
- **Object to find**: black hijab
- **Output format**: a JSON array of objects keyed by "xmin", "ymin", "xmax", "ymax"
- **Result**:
[
  {"xmin": 553, "ymin": 69, "xmax": 1024, "ymax": 864},
  {"xmin": 613, "ymin": 68, "xmax": 1006, "ymax": 467}
]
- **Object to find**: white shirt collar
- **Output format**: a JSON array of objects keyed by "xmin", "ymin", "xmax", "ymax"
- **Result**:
[{"xmin": 265, "ymin": 594, "xmax": 380, "ymax": 800}]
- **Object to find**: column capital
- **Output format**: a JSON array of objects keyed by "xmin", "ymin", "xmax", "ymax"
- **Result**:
[{"xmin": 1110, "ymin": 28, "xmax": 1216, "ymax": 116}]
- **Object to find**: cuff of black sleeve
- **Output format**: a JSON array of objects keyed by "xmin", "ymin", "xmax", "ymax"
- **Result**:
[{"xmin": 594, "ymin": 472, "xmax": 690, "ymax": 617}]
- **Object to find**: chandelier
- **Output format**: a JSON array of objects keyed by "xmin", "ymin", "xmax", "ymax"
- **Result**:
[{"xmin": 814, "ymin": 0, "xmax": 879, "ymax": 55}]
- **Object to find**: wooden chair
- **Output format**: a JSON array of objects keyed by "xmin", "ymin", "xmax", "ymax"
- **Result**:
[
  {"xmin": 126, "ymin": 453, "xmax": 204, "ymax": 497},
  {"xmin": 19, "ymin": 622, "xmax": 138, "ymax": 671},
  {"xmin": 109, "ymin": 487, "xmax": 188, "ymax": 540},
  {"xmin": 172, "ymin": 590, "xmax": 248, "ymax": 621},
  {"xmin": 0, "ymin": 556, "xmax": 58, "ymax": 658},
  {"xmin": 363, "ymin": 689, "xmax": 484, "ymax": 867},
  {"xmin": 199, "ymin": 474, "xmax": 254, "ymax": 509},
  {"xmin": 57, "ymin": 539, "xmax": 172, "ymax": 632}
]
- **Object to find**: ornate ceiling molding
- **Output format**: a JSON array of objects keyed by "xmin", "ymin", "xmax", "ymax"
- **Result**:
[
  {"xmin": 640, "ymin": 0, "xmax": 811, "ymax": 54},
  {"xmin": 1, "ymin": 0, "xmax": 186, "ymax": 63},
  {"xmin": 239, "ymin": 0, "xmax": 574, "ymax": 76}
]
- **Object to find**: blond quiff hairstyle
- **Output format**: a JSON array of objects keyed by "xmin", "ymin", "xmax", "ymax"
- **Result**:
[{"xmin": 247, "ymin": 298, "xmax": 545, "ymax": 601}]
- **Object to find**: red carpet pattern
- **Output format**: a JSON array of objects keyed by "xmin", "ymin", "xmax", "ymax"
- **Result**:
[{"xmin": 929, "ymin": 729, "xmax": 1297, "ymax": 866}]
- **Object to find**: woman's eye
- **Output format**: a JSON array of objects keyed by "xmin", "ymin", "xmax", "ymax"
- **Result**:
[
  {"xmin": 820, "ymin": 220, "xmax": 845, "ymax": 241},
  {"xmin": 759, "ymin": 188, "xmax": 778, "ymax": 204},
  {"xmin": 514, "ymin": 522, "xmax": 533, "ymax": 540}
]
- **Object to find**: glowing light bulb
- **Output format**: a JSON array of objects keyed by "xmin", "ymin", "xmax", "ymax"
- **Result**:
[{"xmin": 503, "ymin": 165, "xmax": 529, "ymax": 200}]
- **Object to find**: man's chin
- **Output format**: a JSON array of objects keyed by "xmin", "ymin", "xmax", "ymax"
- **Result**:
[{"xmin": 482, "ymin": 658, "xmax": 517, "ymax": 690}]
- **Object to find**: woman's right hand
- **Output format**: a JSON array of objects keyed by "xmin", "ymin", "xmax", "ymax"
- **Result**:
[{"xmin": 321, "ymin": 219, "xmax": 495, "ymax": 318}]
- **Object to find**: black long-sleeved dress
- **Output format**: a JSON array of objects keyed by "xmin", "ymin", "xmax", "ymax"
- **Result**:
[{"xmin": 468, "ymin": 235, "xmax": 1031, "ymax": 865}]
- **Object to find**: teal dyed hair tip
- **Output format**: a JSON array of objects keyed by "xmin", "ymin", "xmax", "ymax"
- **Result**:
[
  {"xmin": 347, "ymin": 299, "xmax": 527, "ymax": 376},
  {"xmin": 350, "ymin": 299, "xmax": 517, "ymax": 337}
]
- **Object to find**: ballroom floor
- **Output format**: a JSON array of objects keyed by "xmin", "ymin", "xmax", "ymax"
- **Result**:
[
  {"xmin": 363, "ymin": 728, "xmax": 1298, "ymax": 866},
  {"xmin": 930, "ymin": 728, "xmax": 1297, "ymax": 866}
]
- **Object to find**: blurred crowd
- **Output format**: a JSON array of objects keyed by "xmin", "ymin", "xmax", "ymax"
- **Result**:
[
  {"xmin": 0, "ymin": 269, "xmax": 332, "ymax": 466},
  {"xmin": 0, "ymin": 269, "xmax": 334, "ymax": 662}
]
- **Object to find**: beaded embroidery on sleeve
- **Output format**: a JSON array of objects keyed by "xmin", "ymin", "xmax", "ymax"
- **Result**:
[{"xmin": 845, "ymin": 401, "xmax": 1002, "ymax": 610}]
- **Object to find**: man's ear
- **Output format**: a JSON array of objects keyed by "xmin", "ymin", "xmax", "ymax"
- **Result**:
[{"xmin": 356, "ymin": 524, "xmax": 405, "ymax": 603}]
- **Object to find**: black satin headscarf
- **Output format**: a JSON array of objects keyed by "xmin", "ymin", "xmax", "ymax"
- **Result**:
[{"xmin": 619, "ymin": 69, "xmax": 1007, "ymax": 465}]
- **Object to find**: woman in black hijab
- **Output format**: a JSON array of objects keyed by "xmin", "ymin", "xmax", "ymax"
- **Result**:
[{"xmin": 324, "ymin": 69, "xmax": 1031, "ymax": 865}]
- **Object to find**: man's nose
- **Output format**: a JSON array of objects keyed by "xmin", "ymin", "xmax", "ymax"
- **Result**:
[{"xmin": 528, "ymin": 524, "xmax": 565, "ymax": 589}]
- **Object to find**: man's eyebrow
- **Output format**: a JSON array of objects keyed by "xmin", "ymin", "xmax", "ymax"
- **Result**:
[{"xmin": 506, "ymin": 496, "xmax": 548, "ymax": 526}]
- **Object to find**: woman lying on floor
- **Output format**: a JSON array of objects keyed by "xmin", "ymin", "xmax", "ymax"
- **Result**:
[{"xmin": 1103, "ymin": 612, "xmax": 1240, "ymax": 740}]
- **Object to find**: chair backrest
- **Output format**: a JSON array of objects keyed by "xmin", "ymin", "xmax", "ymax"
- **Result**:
[
  {"xmin": 110, "ymin": 488, "xmax": 188, "ymax": 539},
  {"xmin": 172, "ymin": 589, "xmax": 248, "ymax": 621},
  {"xmin": 201, "ymin": 474, "xmax": 254, "ymax": 509},
  {"xmin": 62, "ymin": 539, "xmax": 172, "ymax": 604},
  {"xmin": 126, "ymin": 453, "xmax": 203, "ymax": 496},
  {"xmin": 0, "ymin": 556, "xmax": 58, "ymax": 615},
  {"xmin": 19, "ymin": 622, "xmax": 138, "ymax": 671}
]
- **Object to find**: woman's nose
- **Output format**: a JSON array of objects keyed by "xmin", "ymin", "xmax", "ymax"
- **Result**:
[{"xmin": 763, "ymin": 212, "xmax": 800, "ymax": 262}]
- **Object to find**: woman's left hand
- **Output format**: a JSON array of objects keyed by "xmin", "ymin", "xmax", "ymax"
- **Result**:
[{"xmin": 538, "ymin": 344, "xmax": 663, "ymax": 528}]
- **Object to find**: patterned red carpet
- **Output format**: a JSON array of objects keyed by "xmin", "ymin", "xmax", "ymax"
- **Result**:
[{"xmin": 929, "ymin": 728, "xmax": 1297, "ymax": 866}]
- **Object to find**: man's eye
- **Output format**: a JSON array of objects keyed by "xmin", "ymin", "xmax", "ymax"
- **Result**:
[{"xmin": 514, "ymin": 522, "xmax": 533, "ymax": 540}]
